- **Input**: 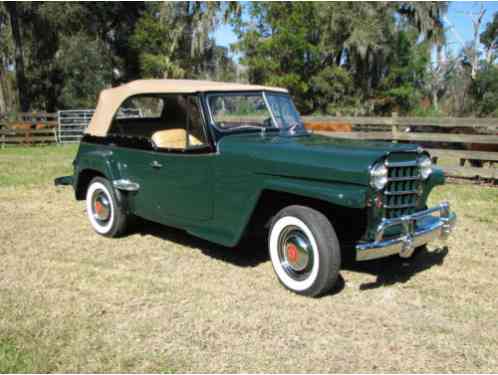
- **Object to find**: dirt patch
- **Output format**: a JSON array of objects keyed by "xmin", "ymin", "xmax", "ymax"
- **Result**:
[{"xmin": 0, "ymin": 184, "xmax": 497, "ymax": 372}]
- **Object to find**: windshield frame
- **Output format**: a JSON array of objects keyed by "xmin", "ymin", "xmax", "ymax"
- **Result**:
[{"xmin": 205, "ymin": 90, "xmax": 302, "ymax": 134}]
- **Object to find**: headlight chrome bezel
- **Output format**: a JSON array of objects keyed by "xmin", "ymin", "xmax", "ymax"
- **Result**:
[
  {"xmin": 419, "ymin": 154, "xmax": 432, "ymax": 180},
  {"xmin": 370, "ymin": 161, "xmax": 388, "ymax": 191}
]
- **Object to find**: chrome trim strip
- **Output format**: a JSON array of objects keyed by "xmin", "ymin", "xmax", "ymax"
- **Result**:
[
  {"xmin": 113, "ymin": 179, "xmax": 140, "ymax": 192},
  {"xmin": 384, "ymin": 203, "xmax": 417, "ymax": 209},
  {"xmin": 387, "ymin": 175, "xmax": 421, "ymax": 182},
  {"xmin": 356, "ymin": 202, "xmax": 456, "ymax": 261},
  {"xmin": 385, "ymin": 189, "xmax": 418, "ymax": 196},
  {"xmin": 385, "ymin": 160, "xmax": 419, "ymax": 167}
]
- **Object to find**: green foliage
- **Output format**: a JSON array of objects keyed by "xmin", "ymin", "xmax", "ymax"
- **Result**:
[
  {"xmin": 481, "ymin": 12, "xmax": 498, "ymax": 57},
  {"xmin": 310, "ymin": 65, "xmax": 355, "ymax": 115},
  {"xmin": 56, "ymin": 34, "xmax": 112, "ymax": 109},
  {"xmin": 234, "ymin": 2, "xmax": 446, "ymax": 115},
  {"xmin": 130, "ymin": 8, "xmax": 184, "ymax": 79},
  {"xmin": 379, "ymin": 31, "xmax": 430, "ymax": 114},
  {"xmin": 1, "ymin": 1, "xmax": 496, "ymax": 118},
  {"xmin": 471, "ymin": 63, "xmax": 498, "ymax": 117},
  {"xmin": 131, "ymin": 2, "xmax": 235, "ymax": 81}
]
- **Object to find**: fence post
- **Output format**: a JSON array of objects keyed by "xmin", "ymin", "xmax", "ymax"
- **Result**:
[
  {"xmin": 56, "ymin": 110, "xmax": 61, "ymax": 144},
  {"xmin": 391, "ymin": 112, "xmax": 398, "ymax": 143}
]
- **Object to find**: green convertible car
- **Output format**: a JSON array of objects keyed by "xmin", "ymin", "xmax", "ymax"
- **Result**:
[{"xmin": 56, "ymin": 79, "xmax": 456, "ymax": 297}]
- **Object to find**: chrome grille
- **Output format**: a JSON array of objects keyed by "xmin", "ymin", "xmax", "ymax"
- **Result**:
[{"xmin": 384, "ymin": 161, "xmax": 421, "ymax": 219}]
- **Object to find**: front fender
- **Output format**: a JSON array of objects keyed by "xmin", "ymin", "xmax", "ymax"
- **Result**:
[{"xmin": 262, "ymin": 176, "xmax": 368, "ymax": 209}]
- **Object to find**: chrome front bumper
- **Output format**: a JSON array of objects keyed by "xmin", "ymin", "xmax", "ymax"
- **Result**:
[{"xmin": 356, "ymin": 202, "xmax": 456, "ymax": 261}]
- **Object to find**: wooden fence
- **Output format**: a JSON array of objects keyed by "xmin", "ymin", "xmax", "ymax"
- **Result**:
[
  {"xmin": 0, "ymin": 112, "xmax": 58, "ymax": 148},
  {"xmin": 302, "ymin": 115, "xmax": 498, "ymax": 179}
]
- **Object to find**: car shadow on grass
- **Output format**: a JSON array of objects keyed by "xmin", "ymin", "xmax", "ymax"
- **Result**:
[
  {"xmin": 132, "ymin": 219, "xmax": 270, "ymax": 268},
  {"xmin": 342, "ymin": 245, "xmax": 449, "ymax": 291},
  {"xmin": 130, "ymin": 219, "xmax": 446, "ymax": 295}
]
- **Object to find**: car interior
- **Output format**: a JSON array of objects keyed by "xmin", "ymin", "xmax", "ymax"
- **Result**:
[{"xmin": 109, "ymin": 94, "xmax": 207, "ymax": 150}]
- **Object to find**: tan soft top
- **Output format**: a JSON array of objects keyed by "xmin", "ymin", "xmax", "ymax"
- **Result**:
[{"xmin": 85, "ymin": 79, "xmax": 288, "ymax": 137}]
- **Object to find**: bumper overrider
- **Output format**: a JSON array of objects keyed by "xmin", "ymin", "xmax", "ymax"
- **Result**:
[{"xmin": 356, "ymin": 202, "xmax": 456, "ymax": 261}]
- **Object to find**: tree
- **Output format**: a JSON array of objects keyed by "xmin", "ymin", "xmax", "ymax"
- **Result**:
[
  {"xmin": 233, "ymin": 2, "xmax": 447, "ymax": 114},
  {"xmin": 131, "ymin": 2, "xmax": 237, "ymax": 80},
  {"xmin": 471, "ymin": 63, "xmax": 498, "ymax": 116},
  {"xmin": 481, "ymin": 11, "xmax": 498, "ymax": 64},
  {"xmin": 4, "ymin": 2, "xmax": 28, "ymax": 111},
  {"xmin": 55, "ymin": 33, "xmax": 112, "ymax": 109},
  {"xmin": 379, "ymin": 31, "xmax": 430, "ymax": 114}
]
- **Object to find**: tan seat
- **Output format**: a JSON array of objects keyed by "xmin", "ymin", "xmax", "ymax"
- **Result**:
[{"xmin": 151, "ymin": 129, "xmax": 203, "ymax": 149}]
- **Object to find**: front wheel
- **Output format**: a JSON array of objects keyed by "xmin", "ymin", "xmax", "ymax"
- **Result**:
[
  {"xmin": 268, "ymin": 205, "xmax": 341, "ymax": 297},
  {"xmin": 86, "ymin": 177, "xmax": 129, "ymax": 237}
]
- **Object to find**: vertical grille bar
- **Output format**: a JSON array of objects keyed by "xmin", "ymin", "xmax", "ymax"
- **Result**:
[{"xmin": 384, "ymin": 159, "xmax": 421, "ymax": 219}]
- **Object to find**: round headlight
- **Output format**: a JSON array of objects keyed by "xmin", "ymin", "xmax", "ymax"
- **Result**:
[
  {"xmin": 419, "ymin": 155, "xmax": 432, "ymax": 179},
  {"xmin": 370, "ymin": 162, "xmax": 388, "ymax": 190}
]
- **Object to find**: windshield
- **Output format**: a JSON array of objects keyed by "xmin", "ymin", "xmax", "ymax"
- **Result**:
[
  {"xmin": 265, "ymin": 93, "xmax": 304, "ymax": 131},
  {"xmin": 207, "ymin": 92, "xmax": 305, "ymax": 132}
]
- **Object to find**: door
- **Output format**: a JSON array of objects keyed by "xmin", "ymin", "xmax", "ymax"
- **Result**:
[
  {"xmin": 148, "ymin": 152, "xmax": 214, "ymax": 221},
  {"xmin": 108, "ymin": 94, "xmax": 215, "ymax": 224},
  {"xmin": 148, "ymin": 95, "xmax": 214, "ymax": 222}
]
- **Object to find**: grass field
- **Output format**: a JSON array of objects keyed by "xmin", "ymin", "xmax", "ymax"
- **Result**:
[{"xmin": 1, "ymin": 145, "xmax": 497, "ymax": 372}]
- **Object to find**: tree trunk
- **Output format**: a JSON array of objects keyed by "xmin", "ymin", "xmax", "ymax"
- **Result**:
[
  {"xmin": 432, "ymin": 89, "xmax": 439, "ymax": 111},
  {"xmin": 0, "ymin": 69, "xmax": 6, "ymax": 114},
  {"xmin": 5, "ymin": 2, "xmax": 29, "ymax": 112}
]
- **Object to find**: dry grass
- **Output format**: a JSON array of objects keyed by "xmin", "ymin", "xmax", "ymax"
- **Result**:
[{"xmin": 0, "ymin": 145, "xmax": 497, "ymax": 372}]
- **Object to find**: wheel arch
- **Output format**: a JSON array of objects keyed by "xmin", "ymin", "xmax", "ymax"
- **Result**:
[
  {"xmin": 75, "ymin": 169, "xmax": 107, "ymax": 200},
  {"xmin": 244, "ymin": 188, "xmax": 368, "ymax": 246}
]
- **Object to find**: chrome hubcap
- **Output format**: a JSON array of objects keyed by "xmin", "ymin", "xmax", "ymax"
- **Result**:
[
  {"xmin": 278, "ymin": 226, "xmax": 313, "ymax": 280},
  {"xmin": 92, "ymin": 190, "xmax": 111, "ymax": 223}
]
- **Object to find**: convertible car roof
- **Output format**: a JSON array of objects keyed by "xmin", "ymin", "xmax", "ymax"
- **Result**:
[{"xmin": 85, "ymin": 79, "xmax": 288, "ymax": 137}]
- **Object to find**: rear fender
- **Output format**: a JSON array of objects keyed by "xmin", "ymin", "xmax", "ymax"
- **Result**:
[
  {"xmin": 74, "ymin": 149, "xmax": 122, "ymax": 200},
  {"xmin": 75, "ymin": 149, "xmax": 119, "ymax": 182}
]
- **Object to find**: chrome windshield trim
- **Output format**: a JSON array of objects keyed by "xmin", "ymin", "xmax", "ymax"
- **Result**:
[
  {"xmin": 205, "ymin": 91, "xmax": 283, "ymax": 133},
  {"xmin": 262, "ymin": 91, "xmax": 279, "ymax": 129}
]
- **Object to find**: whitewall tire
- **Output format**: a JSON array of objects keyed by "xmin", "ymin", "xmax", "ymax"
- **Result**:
[
  {"xmin": 85, "ymin": 177, "xmax": 128, "ymax": 237},
  {"xmin": 268, "ymin": 205, "xmax": 341, "ymax": 297}
]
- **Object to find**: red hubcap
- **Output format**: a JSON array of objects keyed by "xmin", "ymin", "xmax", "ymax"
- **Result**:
[
  {"xmin": 287, "ymin": 243, "xmax": 299, "ymax": 262},
  {"xmin": 95, "ymin": 201, "xmax": 104, "ymax": 214}
]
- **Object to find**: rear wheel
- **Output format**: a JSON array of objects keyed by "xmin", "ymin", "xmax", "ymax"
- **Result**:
[
  {"xmin": 86, "ymin": 177, "xmax": 128, "ymax": 237},
  {"xmin": 268, "ymin": 205, "xmax": 341, "ymax": 297}
]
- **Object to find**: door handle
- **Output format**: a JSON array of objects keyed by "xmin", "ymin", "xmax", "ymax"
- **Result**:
[{"xmin": 150, "ymin": 160, "xmax": 163, "ymax": 168}]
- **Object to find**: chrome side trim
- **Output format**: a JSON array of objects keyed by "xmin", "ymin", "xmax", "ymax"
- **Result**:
[
  {"xmin": 356, "ymin": 202, "xmax": 457, "ymax": 261},
  {"xmin": 113, "ymin": 179, "xmax": 140, "ymax": 192}
]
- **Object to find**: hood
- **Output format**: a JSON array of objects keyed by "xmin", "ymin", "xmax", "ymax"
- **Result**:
[{"xmin": 218, "ymin": 132, "xmax": 420, "ymax": 186}]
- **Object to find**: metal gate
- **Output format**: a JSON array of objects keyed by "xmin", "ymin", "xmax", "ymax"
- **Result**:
[
  {"xmin": 57, "ymin": 109, "xmax": 94, "ymax": 143},
  {"xmin": 57, "ymin": 108, "xmax": 142, "ymax": 143}
]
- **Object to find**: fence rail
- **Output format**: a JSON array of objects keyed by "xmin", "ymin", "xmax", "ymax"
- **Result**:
[{"xmin": 0, "ymin": 127, "xmax": 57, "ymax": 147}]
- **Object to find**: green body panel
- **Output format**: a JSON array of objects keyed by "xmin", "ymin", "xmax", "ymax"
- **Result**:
[
  {"xmin": 74, "ymin": 144, "xmax": 119, "ymax": 184},
  {"xmin": 73, "ymin": 132, "xmax": 444, "ymax": 247}
]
